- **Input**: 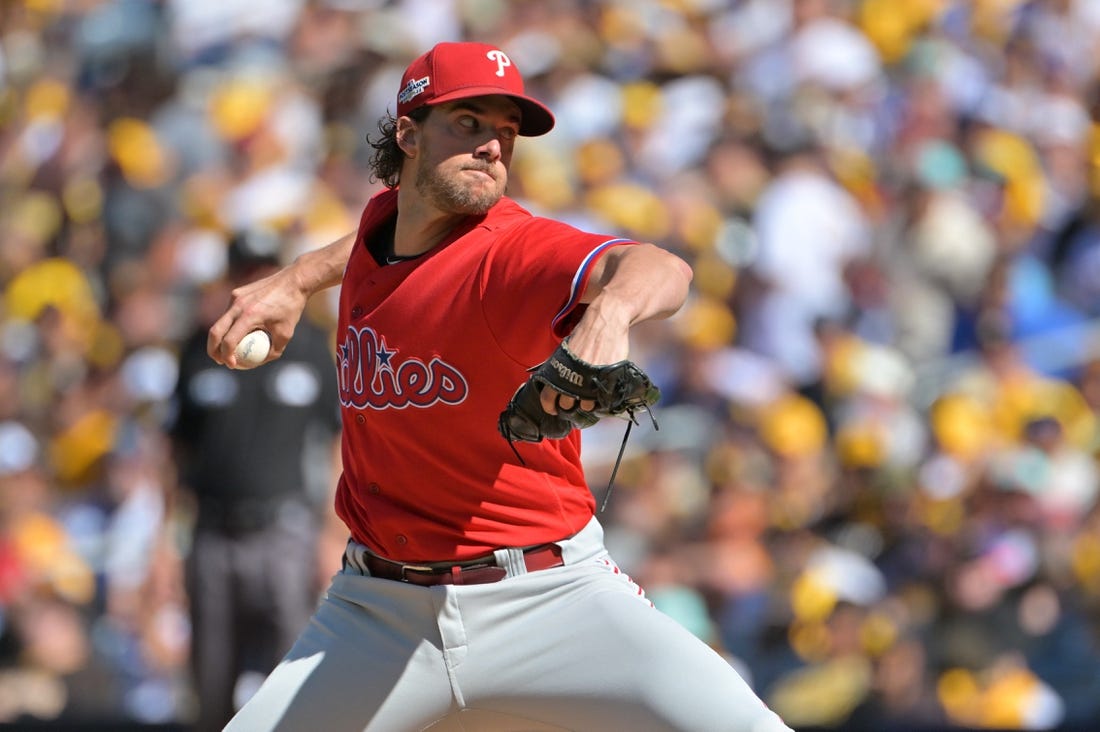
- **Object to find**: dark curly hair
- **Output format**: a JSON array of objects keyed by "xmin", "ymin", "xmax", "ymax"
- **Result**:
[{"xmin": 367, "ymin": 107, "xmax": 430, "ymax": 189}]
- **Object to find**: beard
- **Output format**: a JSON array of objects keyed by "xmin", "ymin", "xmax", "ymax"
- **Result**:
[{"xmin": 414, "ymin": 158, "xmax": 506, "ymax": 215}]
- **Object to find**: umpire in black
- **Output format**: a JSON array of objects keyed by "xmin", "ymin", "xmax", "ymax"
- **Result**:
[{"xmin": 169, "ymin": 228, "xmax": 341, "ymax": 732}]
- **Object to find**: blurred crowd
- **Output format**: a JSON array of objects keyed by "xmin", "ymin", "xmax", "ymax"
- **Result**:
[{"xmin": 3, "ymin": 0, "xmax": 1100, "ymax": 729}]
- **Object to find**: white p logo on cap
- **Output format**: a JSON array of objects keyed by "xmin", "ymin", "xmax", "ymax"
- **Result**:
[{"xmin": 486, "ymin": 49, "xmax": 511, "ymax": 77}]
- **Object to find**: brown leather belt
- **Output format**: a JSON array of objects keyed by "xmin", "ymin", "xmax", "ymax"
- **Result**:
[{"xmin": 364, "ymin": 543, "xmax": 564, "ymax": 586}]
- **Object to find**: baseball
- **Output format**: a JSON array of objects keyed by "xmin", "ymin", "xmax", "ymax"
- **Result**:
[{"xmin": 234, "ymin": 330, "xmax": 271, "ymax": 368}]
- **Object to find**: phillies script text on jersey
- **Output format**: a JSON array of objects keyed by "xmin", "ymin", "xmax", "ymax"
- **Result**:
[{"xmin": 338, "ymin": 325, "xmax": 468, "ymax": 410}]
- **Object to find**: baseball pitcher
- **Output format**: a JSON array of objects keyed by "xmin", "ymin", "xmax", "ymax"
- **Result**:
[{"xmin": 208, "ymin": 41, "xmax": 793, "ymax": 732}]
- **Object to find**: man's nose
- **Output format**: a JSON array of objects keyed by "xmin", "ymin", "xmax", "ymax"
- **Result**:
[{"xmin": 476, "ymin": 137, "xmax": 502, "ymax": 161}]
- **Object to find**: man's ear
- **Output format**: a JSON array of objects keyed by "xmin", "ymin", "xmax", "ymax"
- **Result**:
[{"xmin": 396, "ymin": 117, "xmax": 418, "ymax": 157}]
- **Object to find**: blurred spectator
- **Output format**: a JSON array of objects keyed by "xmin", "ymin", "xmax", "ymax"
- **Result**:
[
  {"xmin": 737, "ymin": 136, "xmax": 873, "ymax": 388},
  {"xmin": 167, "ymin": 229, "xmax": 340, "ymax": 731}
]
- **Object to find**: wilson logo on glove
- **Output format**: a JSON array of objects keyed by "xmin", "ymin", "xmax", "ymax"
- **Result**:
[{"xmin": 548, "ymin": 357, "xmax": 585, "ymax": 387}]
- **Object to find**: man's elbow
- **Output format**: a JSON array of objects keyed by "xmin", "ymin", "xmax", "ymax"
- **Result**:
[
  {"xmin": 649, "ymin": 246, "xmax": 693, "ymax": 317},
  {"xmin": 671, "ymin": 251, "xmax": 694, "ymax": 289},
  {"xmin": 661, "ymin": 247, "xmax": 693, "ymax": 301}
]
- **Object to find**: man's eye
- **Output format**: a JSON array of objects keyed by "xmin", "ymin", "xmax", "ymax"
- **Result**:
[{"xmin": 500, "ymin": 127, "xmax": 518, "ymax": 141}]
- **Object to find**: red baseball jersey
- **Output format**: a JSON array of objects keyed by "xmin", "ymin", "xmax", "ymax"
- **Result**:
[{"xmin": 334, "ymin": 188, "xmax": 634, "ymax": 561}]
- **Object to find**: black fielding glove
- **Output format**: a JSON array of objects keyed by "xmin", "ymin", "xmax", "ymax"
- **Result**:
[
  {"xmin": 497, "ymin": 339, "xmax": 659, "ymax": 445},
  {"xmin": 497, "ymin": 339, "xmax": 661, "ymax": 512}
]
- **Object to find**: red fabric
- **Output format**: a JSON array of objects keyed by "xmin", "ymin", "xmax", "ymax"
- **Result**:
[{"xmin": 334, "ymin": 189, "xmax": 632, "ymax": 561}]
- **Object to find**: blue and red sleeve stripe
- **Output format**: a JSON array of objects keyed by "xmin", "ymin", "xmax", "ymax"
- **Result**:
[{"xmin": 551, "ymin": 238, "xmax": 633, "ymax": 335}]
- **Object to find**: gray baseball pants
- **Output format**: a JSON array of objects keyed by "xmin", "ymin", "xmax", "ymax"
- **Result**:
[{"xmin": 224, "ymin": 517, "xmax": 793, "ymax": 731}]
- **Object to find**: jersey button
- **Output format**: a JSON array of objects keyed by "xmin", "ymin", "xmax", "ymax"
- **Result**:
[
  {"xmin": 395, "ymin": 535, "xmax": 408, "ymax": 545},
  {"xmin": 355, "ymin": 414, "xmax": 365, "ymax": 424},
  {"xmin": 351, "ymin": 306, "xmax": 364, "ymax": 318},
  {"xmin": 367, "ymin": 483, "xmax": 380, "ymax": 495}
]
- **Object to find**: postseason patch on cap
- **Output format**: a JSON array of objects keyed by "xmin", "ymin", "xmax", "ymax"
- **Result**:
[{"xmin": 399, "ymin": 75, "xmax": 430, "ymax": 105}]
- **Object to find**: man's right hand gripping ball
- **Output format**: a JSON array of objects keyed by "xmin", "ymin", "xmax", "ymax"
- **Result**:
[{"xmin": 498, "ymin": 339, "xmax": 660, "ymax": 444}]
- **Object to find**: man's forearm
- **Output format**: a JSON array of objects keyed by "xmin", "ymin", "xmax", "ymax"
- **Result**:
[
  {"xmin": 290, "ymin": 231, "xmax": 357, "ymax": 298},
  {"xmin": 568, "ymin": 243, "xmax": 693, "ymax": 364},
  {"xmin": 593, "ymin": 243, "xmax": 693, "ymax": 324}
]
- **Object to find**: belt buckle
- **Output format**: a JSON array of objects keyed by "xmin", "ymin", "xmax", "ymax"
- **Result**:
[{"xmin": 398, "ymin": 563, "xmax": 436, "ymax": 581}]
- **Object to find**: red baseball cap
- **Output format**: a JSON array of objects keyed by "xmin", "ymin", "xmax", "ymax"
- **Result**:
[{"xmin": 396, "ymin": 42, "xmax": 555, "ymax": 137}]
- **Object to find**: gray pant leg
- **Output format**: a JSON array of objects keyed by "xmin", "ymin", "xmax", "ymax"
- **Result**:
[
  {"xmin": 187, "ymin": 531, "xmax": 239, "ymax": 732},
  {"xmin": 250, "ymin": 503, "xmax": 320, "ymax": 663},
  {"xmin": 225, "ymin": 572, "xmax": 457, "ymax": 732},
  {"xmin": 448, "ymin": 536, "xmax": 791, "ymax": 731}
]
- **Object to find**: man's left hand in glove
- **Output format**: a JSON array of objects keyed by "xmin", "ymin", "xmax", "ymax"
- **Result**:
[{"xmin": 497, "ymin": 339, "xmax": 659, "ymax": 445}]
